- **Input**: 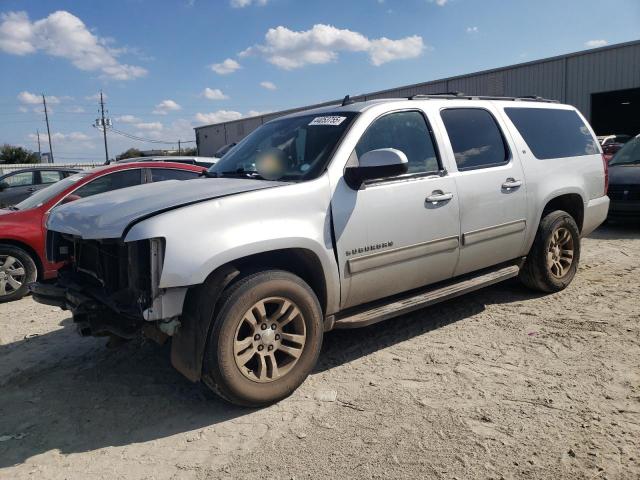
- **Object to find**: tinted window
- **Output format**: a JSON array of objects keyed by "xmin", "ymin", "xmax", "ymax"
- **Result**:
[
  {"xmin": 40, "ymin": 170, "xmax": 63, "ymax": 184},
  {"xmin": 4, "ymin": 171, "xmax": 34, "ymax": 187},
  {"xmin": 74, "ymin": 169, "xmax": 142, "ymax": 198},
  {"xmin": 504, "ymin": 107, "xmax": 599, "ymax": 159},
  {"xmin": 150, "ymin": 168, "xmax": 200, "ymax": 182},
  {"xmin": 609, "ymin": 137, "xmax": 640, "ymax": 166},
  {"xmin": 441, "ymin": 108, "xmax": 509, "ymax": 170},
  {"xmin": 355, "ymin": 111, "xmax": 439, "ymax": 174}
]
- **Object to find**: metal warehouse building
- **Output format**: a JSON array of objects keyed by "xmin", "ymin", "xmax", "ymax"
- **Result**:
[{"xmin": 195, "ymin": 40, "xmax": 640, "ymax": 156}]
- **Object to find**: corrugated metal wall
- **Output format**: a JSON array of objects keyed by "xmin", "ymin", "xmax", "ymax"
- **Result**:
[{"xmin": 195, "ymin": 40, "xmax": 640, "ymax": 156}]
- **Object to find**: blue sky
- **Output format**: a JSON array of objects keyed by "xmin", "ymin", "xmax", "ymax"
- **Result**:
[{"xmin": 0, "ymin": 0, "xmax": 638, "ymax": 162}]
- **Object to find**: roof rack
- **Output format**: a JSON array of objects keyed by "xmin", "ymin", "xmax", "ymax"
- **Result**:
[{"xmin": 408, "ymin": 92, "xmax": 558, "ymax": 103}]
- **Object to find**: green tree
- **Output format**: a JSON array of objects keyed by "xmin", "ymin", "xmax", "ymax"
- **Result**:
[
  {"xmin": 180, "ymin": 147, "xmax": 197, "ymax": 156},
  {"xmin": 116, "ymin": 148, "xmax": 143, "ymax": 161},
  {"xmin": 0, "ymin": 144, "xmax": 39, "ymax": 164}
]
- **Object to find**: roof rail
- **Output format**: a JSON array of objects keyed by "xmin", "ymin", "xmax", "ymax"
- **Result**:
[{"xmin": 408, "ymin": 93, "xmax": 558, "ymax": 103}]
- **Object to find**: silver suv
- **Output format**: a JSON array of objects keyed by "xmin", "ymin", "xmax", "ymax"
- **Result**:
[{"xmin": 33, "ymin": 95, "xmax": 610, "ymax": 406}]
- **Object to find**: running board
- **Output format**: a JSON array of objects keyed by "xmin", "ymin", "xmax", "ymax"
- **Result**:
[{"xmin": 333, "ymin": 263, "xmax": 520, "ymax": 329}]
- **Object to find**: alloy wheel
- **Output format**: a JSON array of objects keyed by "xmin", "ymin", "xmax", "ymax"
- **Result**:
[
  {"xmin": 0, "ymin": 255, "xmax": 26, "ymax": 297},
  {"xmin": 233, "ymin": 297, "xmax": 307, "ymax": 383},
  {"xmin": 546, "ymin": 227, "xmax": 574, "ymax": 278}
]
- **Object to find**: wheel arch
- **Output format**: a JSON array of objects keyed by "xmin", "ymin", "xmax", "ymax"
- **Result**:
[
  {"xmin": 541, "ymin": 193, "xmax": 585, "ymax": 232},
  {"xmin": 170, "ymin": 247, "xmax": 330, "ymax": 383}
]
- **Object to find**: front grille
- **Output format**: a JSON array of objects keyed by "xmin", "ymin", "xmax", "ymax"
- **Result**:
[
  {"xmin": 608, "ymin": 184, "xmax": 640, "ymax": 201},
  {"xmin": 70, "ymin": 238, "xmax": 152, "ymax": 313}
]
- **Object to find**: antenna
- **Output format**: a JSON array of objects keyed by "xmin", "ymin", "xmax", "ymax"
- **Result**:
[{"xmin": 341, "ymin": 95, "xmax": 355, "ymax": 106}]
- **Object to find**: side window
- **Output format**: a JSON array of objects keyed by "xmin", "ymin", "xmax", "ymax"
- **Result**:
[
  {"xmin": 441, "ymin": 108, "xmax": 509, "ymax": 170},
  {"xmin": 354, "ymin": 111, "xmax": 440, "ymax": 175},
  {"xmin": 39, "ymin": 171, "xmax": 64, "ymax": 184},
  {"xmin": 149, "ymin": 168, "xmax": 200, "ymax": 182},
  {"xmin": 74, "ymin": 169, "xmax": 142, "ymax": 199},
  {"xmin": 504, "ymin": 107, "xmax": 599, "ymax": 159},
  {"xmin": 4, "ymin": 171, "xmax": 34, "ymax": 187}
]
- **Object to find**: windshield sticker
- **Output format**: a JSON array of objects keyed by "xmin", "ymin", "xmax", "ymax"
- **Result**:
[{"xmin": 309, "ymin": 116, "xmax": 347, "ymax": 126}]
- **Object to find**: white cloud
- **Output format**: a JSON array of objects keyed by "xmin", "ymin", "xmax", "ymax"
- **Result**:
[
  {"xmin": 210, "ymin": 58, "xmax": 241, "ymax": 75},
  {"xmin": 247, "ymin": 110, "xmax": 272, "ymax": 117},
  {"xmin": 116, "ymin": 115, "xmax": 141, "ymax": 123},
  {"xmin": 18, "ymin": 91, "xmax": 60, "ymax": 105},
  {"xmin": 66, "ymin": 105, "xmax": 85, "ymax": 113},
  {"xmin": 466, "ymin": 26, "xmax": 479, "ymax": 34},
  {"xmin": 260, "ymin": 81, "xmax": 277, "ymax": 90},
  {"xmin": 153, "ymin": 99, "xmax": 181, "ymax": 115},
  {"xmin": 585, "ymin": 39, "xmax": 608, "ymax": 48},
  {"xmin": 202, "ymin": 87, "xmax": 229, "ymax": 100},
  {"xmin": 0, "ymin": 11, "xmax": 147, "ymax": 80},
  {"xmin": 195, "ymin": 110, "xmax": 243, "ymax": 124},
  {"xmin": 28, "ymin": 131, "xmax": 92, "ymax": 146},
  {"xmin": 430, "ymin": 0, "xmax": 448, "ymax": 5},
  {"xmin": 230, "ymin": 0, "xmax": 268, "ymax": 7},
  {"xmin": 240, "ymin": 24, "xmax": 425, "ymax": 69},
  {"xmin": 135, "ymin": 122, "xmax": 163, "ymax": 131}
]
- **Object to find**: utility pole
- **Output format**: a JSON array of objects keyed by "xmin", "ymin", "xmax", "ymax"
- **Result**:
[
  {"xmin": 178, "ymin": 139, "xmax": 181, "ymax": 155},
  {"xmin": 42, "ymin": 94, "xmax": 54, "ymax": 163},
  {"xmin": 99, "ymin": 91, "xmax": 109, "ymax": 163},
  {"xmin": 36, "ymin": 129, "xmax": 42, "ymax": 162}
]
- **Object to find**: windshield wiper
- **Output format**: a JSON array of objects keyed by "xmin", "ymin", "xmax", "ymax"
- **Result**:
[
  {"xmin": 200, "ymin": 170, "xmax": 219, "ymax": 178},
  {"xmin": 219, "ymin": 168, "xmax": 266, "ymax": 180}
]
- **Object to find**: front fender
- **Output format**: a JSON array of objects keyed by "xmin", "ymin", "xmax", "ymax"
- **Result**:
[{"xmin": 124, "ymin": 176, "xmax": 341, "ymax": 314}]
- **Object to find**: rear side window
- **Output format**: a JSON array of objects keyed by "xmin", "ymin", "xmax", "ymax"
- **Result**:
[
  {"xmin": 441, "ymin": 108, "xmax": 509, "ymax": 170},
  {"xmin": 39, "ymin": 171, "xmax": 64, "ymax": 184},
  {"xmin": 74, "ymin": 169, "xmax": 142, "ymax": 198},
  {"xmin": 504, "ymin": 107, "xmax": 599, "ymax": 159},
  {"xmin": 149, "ymin": 168, "xmax": 200, "ymax": 182}
]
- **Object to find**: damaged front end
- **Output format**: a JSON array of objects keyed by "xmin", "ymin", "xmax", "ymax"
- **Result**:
[{"xmin": 31, "ymin": 232, "xmax": 186, "ymax": 340}]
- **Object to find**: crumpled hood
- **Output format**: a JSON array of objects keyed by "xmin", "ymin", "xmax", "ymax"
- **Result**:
[{"xmin": 47, "ymin": 177, "xmax": 285, "ymax": 239}]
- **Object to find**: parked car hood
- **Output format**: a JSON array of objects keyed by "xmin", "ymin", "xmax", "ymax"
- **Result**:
[
  {"xmin": 609, "ymin": 164, "xmax": 640, "ymax": 185},
  {"xmin": 47, "ymin": 177, "xmax": 286, "ymax": 239}
]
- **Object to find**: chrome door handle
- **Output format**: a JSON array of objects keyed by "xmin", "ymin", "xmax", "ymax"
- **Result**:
[
  {"xmin": 502, "ymin": 178, "xmax": 522, "ymax": 190},
  {"xmin": 426, "ymin": 191, "xmax": 453, "ymax": 203}
]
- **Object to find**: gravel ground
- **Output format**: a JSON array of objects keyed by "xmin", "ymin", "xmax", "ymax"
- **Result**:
[{"xmin": 0, "ymin": 223, "xmax": 638, "ymax": 480}]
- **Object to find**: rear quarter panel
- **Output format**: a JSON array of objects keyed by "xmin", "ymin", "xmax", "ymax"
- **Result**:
[{"xmin": 495, "ymin": 103, "xmax": 605, "ymax": 251}]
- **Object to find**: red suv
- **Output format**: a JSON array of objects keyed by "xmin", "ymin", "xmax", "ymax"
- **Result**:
[{"xmin": 0, "ymin": 161, "xmax": 204, "ymax": 302}]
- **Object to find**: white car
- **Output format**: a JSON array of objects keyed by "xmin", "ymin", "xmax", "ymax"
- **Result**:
[{"xmin": 34, "ymin": 94, "xmax": 609, "ymax": 406}]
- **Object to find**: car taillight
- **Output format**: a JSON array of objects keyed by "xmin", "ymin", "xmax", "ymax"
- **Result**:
[{"xmin": 602, "ymin": 153, "xmax": 609, "ymax": 195}]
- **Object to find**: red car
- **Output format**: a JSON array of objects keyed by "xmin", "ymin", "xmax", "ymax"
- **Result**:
[{"xmin": 0, "ymin": 161, "xmax": 205, "ymax": 302}]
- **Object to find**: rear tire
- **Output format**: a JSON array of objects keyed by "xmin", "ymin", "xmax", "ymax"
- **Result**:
[
  {"xmin": 0, "ymin": 245, "xmax": 37, "ymax": 303},
  {"xmin": 202, "ymin": 270, "xmax": 323, "ymax": 407},
  {"xmin": 519, "ymin": 210, "xmax": 580, "ymax": 293}
]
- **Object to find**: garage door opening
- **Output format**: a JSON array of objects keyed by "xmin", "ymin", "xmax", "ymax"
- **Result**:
[{"xmin": 591, "ymin": 87, "xmax": 640, "ymax": 137}]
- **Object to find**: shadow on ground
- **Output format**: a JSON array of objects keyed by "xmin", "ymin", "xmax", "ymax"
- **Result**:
[{"xmin": 0, "ymin": 278, "xmax": 545, "ymax": 469}]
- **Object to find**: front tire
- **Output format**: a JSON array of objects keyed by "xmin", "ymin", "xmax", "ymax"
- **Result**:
[
  {"xmin": 202, "ymin": 270, "xmax": 323, "ymax": 407},
  {"xmin": 0, "ymin": 245, "xmax": 37, "ymax": 303},
  {"xmin": 519, "ymin": 210, "xmax": 581, "ymax": 292}
]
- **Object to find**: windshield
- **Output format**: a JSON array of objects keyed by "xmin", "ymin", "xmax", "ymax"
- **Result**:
[
  {"xmin": 609, "ymin": 137, "xmax": 640, "ymax": 166},
  {"xmin": 14, "ymin": 172, "xmax": 89, "ymax": 210},
  {"xmin": 208, "ymin": 112, "xmax": 357, "ymax": 181}
]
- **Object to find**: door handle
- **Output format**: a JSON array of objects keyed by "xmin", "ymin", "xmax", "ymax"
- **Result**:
[
  {"xmin": 426, "ymin": 191, "xmax": 454, "ymax": 203},
  {"xmin": 501, "ymin": 178, "xmax": 522, "ymax": 190}
]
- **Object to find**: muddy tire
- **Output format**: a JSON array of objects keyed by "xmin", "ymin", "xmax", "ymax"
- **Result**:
[
  {"xmin": 0, "ymin": 245, "xmax": 37, "ymax": 303},
  {"xmin": 519, "ymin": 210, "xmax": 581, "ymax": 293},
  {"xmin": 202, "ymin": 270, "xmax": 323, "ymax": 407}
]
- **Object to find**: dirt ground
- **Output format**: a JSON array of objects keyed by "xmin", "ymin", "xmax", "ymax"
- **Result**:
[{"xmin": 0, "ymin": 223, "xmax": 639, "ymax": 480}]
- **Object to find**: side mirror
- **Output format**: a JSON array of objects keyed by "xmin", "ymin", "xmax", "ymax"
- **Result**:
[
  {"xmin": 0, "ymin": 181, "xmax": 8, "ymax": 192},
  {"xmin": 60, "ymin": 194, "xmax": 81, "ymax": 205},
  {"xmin": 344, "ymin": 148, "xmax": 408, "ymax": 190}
]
